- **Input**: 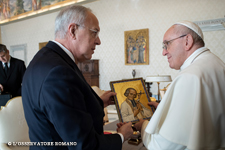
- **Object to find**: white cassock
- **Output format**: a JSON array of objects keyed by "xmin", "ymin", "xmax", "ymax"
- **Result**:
[{"xmin": 141, "ymin": 47, "xmax": 225, "ymax": 150}]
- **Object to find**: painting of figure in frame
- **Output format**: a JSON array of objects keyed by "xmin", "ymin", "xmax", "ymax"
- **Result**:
[
  {"xmin": 110, "ymin": 78, "xmax": 154, "ymax": 123},
  {"xmin": 125, "ymin": 28, "xmax": 149, "ymax": 65}
]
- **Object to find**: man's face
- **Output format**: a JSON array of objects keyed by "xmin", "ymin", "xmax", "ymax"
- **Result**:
[
  {"xmin": 0, "ymin": 50, "xmax": 10, "ymax": 63},
  {"xmin": 73, "ymin": 12, "xmax": 101, "ymax": 62},
  {"xmin": 127, "ymin": 89, "xmax": 137, "ymax": 100},
  {"xmin": 162, "ymin": 26, "xmax": 186, "ymax": 70}
]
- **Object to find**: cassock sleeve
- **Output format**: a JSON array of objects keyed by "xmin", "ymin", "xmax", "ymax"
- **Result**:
[{"xmin": 141, "ymin": 121, "xmax": 187, "ymax": 149}]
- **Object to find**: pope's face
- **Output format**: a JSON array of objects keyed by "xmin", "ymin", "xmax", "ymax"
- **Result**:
[
  {"xmin": 0, "ymin": 50, "xmax": 10, "ymax": 63},
  {"xmin": 162, "ymin": 26, "xmax": 186, "ymax": 70},
  {"xmin": 127, "ymin": 89, "xmax": 137, "ymax": 100}
]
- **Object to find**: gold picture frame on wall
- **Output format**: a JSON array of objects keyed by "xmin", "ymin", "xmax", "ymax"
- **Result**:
[
  {"xmin": 110, "ymin": 78, "xmax": 154, "ymax": 123},
  {"xmin": 39, "ymin": 42, "xmax": 48, "ymax": 50},
  {"xmin": 125, "ymin": 28, "xmax": 149, "ymax": 65}
]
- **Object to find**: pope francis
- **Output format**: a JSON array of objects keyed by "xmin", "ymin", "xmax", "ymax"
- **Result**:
[{"xmin": 133, "ymin": 21, "xmax": 225, "ymax": 150}]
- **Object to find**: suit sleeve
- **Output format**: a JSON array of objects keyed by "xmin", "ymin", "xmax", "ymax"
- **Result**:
[{"xmin": 40, "ymin": 66, "xmax": 122, "ymax": 150}]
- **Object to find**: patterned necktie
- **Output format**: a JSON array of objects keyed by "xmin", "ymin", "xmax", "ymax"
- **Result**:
[{"xmin": 4, "ymin": 62, "xmax": 8, "ymax": 75}]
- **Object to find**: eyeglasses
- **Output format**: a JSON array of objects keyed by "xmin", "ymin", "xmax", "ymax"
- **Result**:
[
  {"xmin": 76, "ymin": 24, "xmax": 99, "ymax": 39},
  {"xmin": 162, "ymin": 34, "xmax": 187, "ymax": 50}
]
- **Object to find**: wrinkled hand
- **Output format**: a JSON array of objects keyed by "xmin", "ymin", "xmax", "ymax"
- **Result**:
[
  {"xmin": 100, "ymin": 91, "xmax": 116, "ymax": 108},
  {"xmin": 134, "ymin": 119, "xmax": 146, "ymax": 132},
  {"xmin": 0, "ymin": 84, "xmax": 3, "ymax": 92},
  {"xmin": 117, "ymin": 122, "xmax": 126, "ymax": 128},
  {"xmin": 117, "ymin": 122, "xmax": 133, "ymax": 141},
  {"xmin": 148, "ymin": 101, "xmax": 159, "ymax": 109}
]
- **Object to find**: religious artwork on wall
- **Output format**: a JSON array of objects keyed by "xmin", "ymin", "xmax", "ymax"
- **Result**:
[
  {"xmin": 40, "ymin": 0, "xmax": 65, "ymax": 8},
  {"xmin": 124, "ymin": 28, "xmax": 149, "ymax": 65},
  {"xmin": 0, "ymin": 0, "xmax": 33, "ymax": 20},
  {"xmin": 0, "ymin": 0, "xmax": 95, "ymax": 24},
  {"xmin": 110, "ymin": 78, "xmax": 154, "ymax": 123},
  {"xmin": 0, "ymin": 0, "xmax": 10, "ymax": 20}
]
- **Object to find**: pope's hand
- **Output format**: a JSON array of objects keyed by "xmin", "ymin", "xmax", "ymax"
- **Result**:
[
  {"xmin": 134, "ymin": 119, "xmax": 146, "ymax": 132},
  {"xmin": 148, "ymin": 101, "xmax": 159, "ymax": 109}
]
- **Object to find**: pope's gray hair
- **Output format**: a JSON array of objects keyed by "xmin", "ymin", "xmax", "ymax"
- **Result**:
[{"xmin": 55, "ymin": 5, "xmax": 92, "ymax": 39}]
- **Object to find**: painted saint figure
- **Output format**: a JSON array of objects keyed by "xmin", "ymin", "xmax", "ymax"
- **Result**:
[
  {"xmin": 120, "ymin": 88, "xmax": 152, "ymax": 122},
  {"xmin": 127, "ymin": 36, "xmax": 135, "ymax": 63},
  {"xmin": 138, "ymin": 36, "xmax": 146, "ymax": 63}
]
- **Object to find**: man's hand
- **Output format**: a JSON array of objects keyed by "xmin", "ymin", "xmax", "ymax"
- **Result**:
[
  {"xmin": 0, "ymin": 84, "xmax": 3, "ymax": 92},
  {"xmin": 116, "ymin": 122, "xmax": 126, "ymax": 128},
  {"xmin": 148, "ymin": 101, "xmax": 159, "ymax": 109},
  {"xmin": 134, "ymin": 119, "xmax": 146, "ymax": 132},
  {"xmin": 100, "ymin": 91, "xmax": 116, "ymax": 108},
  {"xmin": 117, "ymin": 122, "xmax": 133, "ymax": 141}
]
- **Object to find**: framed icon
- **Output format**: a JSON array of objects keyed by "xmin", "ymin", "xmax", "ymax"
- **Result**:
[
  {"xmin": 110, "ymin": 78, "xmax": 154, "ymax": 123},
  {"xmin": 125, "ymin": 28, "xmax": 149, "ymax": 65}
]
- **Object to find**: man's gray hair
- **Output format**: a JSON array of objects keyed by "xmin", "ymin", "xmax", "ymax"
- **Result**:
[
  {"xmin": 0, "ymin": 44, "xmax": 8, "ymax": 53},
  {"xmin": 55, "ymin": 5, "xmax": 92, "ymax": 39}
]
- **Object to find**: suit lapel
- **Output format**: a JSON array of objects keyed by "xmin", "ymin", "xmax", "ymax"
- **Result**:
[{"xmin": 0, "ymin": 61, "xmax": 7, "ymax": 79}]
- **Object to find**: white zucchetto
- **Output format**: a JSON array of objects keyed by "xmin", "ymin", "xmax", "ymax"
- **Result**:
[{"xmin": 175, "ymin": 20, "xmax": 204, "ymax": 41}]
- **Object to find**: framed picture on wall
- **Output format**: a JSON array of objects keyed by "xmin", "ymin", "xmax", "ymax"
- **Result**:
[
  {"xmin": 124, "ymin": 28, "xmax": 149, "ymax": 65},
  {"xmin": 39, "ymin": 42, "xmax": 48, "ymax": 50},
  {"xmin": 110, "ymin": 78, "xmax": 155, "ymax": 123}
]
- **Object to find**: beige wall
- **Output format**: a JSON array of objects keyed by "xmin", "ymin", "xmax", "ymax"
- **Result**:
[{"xmin": 1, "ymin": 0, "xmax": 225, "ymax": 94}]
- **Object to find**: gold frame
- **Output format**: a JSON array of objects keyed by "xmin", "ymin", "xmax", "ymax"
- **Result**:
[
  {"xmin": 39, "ymin": 42, "xmax": 48, "ymax": 50},
  {"xmin": 124, "ymin": 28, "xmax": 149, "ymax": 65},
  {"xmin": 110, "ymin": 78, "xmax": 154, "ymax": 123}
]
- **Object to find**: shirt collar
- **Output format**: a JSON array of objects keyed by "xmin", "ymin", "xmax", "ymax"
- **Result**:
[
  {"xmin": 2, "ymin": 56, "xmax": 11, "ymax": 68},
  {"xmin": 180, "ymin": 47, "xmax": 209, "ymax": 71},
  {"xmin": 51, "ymin": 40, "xmax": 75, "ymax": 63}
]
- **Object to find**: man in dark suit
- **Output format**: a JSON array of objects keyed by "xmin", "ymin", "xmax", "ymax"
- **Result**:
[
  {"xmin": 0, "ymin": 44, "xmax": 26, "ymax": 98},
  {"xmin": 22, "ymin": 5, "xmax": 133, "ymax": 150}
]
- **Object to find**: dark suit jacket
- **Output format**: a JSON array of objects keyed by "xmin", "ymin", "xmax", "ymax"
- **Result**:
[
  {"xmin": 22, "ymin": 41, "xmax": 122, "ymax": 150},
  {"xmin": 0, "ymin": 57, "xmax": 26, "ymax": 97}
]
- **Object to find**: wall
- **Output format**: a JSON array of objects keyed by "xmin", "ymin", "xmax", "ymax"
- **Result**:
[{"xmin": 1, "ymin": 0, "xmax": 225, "ymax": 95}]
